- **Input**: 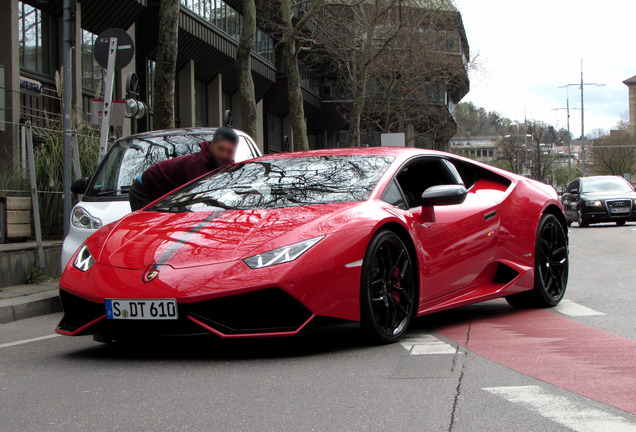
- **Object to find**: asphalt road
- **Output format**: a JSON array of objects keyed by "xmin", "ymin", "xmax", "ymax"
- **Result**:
[{"xmin": 2, "ymin": 223, "xmax": 636, "ymax": 432}]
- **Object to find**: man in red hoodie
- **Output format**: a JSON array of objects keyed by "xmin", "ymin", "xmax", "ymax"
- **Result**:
[{"xmin": 129, "ymin": 127, "xmax": 239, "ymax": 211}]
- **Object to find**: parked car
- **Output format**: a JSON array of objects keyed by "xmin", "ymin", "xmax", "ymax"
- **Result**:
[
  {"xmin": 57, "ymin": 147, "xmax": 568, "ymax": 344},
  {"xmin": 61, "ymin": 128, "xmax": 261, "ymax": 269},
  {"xmin": 561, "ymin": 176, "xmax": 636, "ymax": 227}
]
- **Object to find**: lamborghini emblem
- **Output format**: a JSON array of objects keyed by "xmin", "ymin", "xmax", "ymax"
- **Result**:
[{"xmin": 144, "ymin": 270, "xmax": 160, "ymax": 283}]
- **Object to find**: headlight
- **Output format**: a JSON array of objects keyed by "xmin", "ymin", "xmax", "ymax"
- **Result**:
[
  {"xmin": 585, "ymin": 200, "xmax": 602, "ymax": 207},
  {"xmin": 73, "ymin": 244, "xmax": 95, "ymax": 272},
  {"xmin": 243, "ymin": 236, "xmax": 325, "ymax": 269},
  {"xmin": 72, "ymin": 206, "xmax": 102, "ymax": 230}
]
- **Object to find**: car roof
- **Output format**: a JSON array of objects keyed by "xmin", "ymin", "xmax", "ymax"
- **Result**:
[
  {"xmin": 580, "ymin": 175, "xmax": 625, "ymax": 181},
  {"xmin": 256, "ymin": 147, "xmax": 445, "ymax": 160},
  {"xmin": 119, "ymin": 127, "xmax": 253, "ymax": 141}
]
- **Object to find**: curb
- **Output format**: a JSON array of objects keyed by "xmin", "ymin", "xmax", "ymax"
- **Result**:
[{"xmin": 0, "ymin": 290, "xmax": 62, "ymax": 324}]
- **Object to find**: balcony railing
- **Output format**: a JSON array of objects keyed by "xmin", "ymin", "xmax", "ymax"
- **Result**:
[{"xmin": 180, "ymin": 0, "xmax": 274, "ymax": 64}]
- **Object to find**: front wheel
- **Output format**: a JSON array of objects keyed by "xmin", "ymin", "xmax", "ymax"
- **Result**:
[
  {"xmin": 360, "ymin": 230, "xmax": 416, "ymax": 344},
  {"xmin": 506, "ymin": 214, "xmax": 568, "ymax": 308},
  {"xmin": 578, "ymin": 207, "xmax": 589, "ymax": 227}
]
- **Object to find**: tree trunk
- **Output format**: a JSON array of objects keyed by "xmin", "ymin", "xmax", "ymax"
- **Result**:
[
  {"xmin": 348, "ymin": 72, "xmax": 369, "ymax": 147},
  {"xmin": 280, "ymin": 0, "xmax": 309, "ymax": 151},
  {"xmin": 154, "ymin": 0, "xmax": 180, "ymax": 130},
  {"xmin": 347, "ymin": 1, "xmax": 379, "ymax": 147},
  {"xmin": 235, "ymin": 0, "xmax": 257, "ymax": 138}
]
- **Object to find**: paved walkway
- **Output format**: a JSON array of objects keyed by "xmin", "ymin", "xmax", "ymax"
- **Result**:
[{"xmin": 0, "ymin": 281, "xmax": 60, "ymax": 324}]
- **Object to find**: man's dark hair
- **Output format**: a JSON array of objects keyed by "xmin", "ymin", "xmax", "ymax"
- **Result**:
[{"xmin": 213, "ymin": 127, "xmax": 239, "ymax": 145}]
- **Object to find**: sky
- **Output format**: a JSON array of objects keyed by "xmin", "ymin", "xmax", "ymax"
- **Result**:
[{"xmin": 453, "ymin": 0, "xmax": 636, "ymax": 136}]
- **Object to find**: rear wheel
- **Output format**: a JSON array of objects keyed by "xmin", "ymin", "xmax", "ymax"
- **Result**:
[
  {"xmin": 360, "ymin": 230, "xmax": 416, "ymax": 344},
  {"xmin": 577, "ymin": 207, "xmax": 589, "ymax": 227},
  {"xmin": 506, "ymin": 214, "xmax": 568, "ymax": 308}
]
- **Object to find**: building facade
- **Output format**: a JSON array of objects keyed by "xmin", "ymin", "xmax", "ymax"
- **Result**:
[{"xmin": 1, "ymin": 0, "xmax": 470, "ymax": 170}]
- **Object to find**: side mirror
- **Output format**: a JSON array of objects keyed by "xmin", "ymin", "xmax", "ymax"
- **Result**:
[
  {"xmin": 569, "ymin": 189, "xmax": 579, "ymax": 194},
  {"xmin": 421, "ymin": 185, "xmax": 467, "ymax": 207},
  {"xmin": 71, "ymin": 177, "xmax": 90, "ymax": 195}
]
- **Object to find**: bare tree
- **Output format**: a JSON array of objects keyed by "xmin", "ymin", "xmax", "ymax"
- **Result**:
[
  {"xmin": 496, "ymin": 135, "xmax": 523, "ymax": 174},
  {"xmin": 316, "ymin": 0, "xmax": 471, "ymax": 148},
  {"xmin": 235, "ymin": 0, "xmax": 257, "ymax": 138},
  {"xmin": 279, "ymin": 0, "xmax": 326, "ymax": 151},
  {"xmin": 154, "ymin": 0, "xmax": 180, "ymax": 129},
  {"xmin": 593, "ymin": 120, "xmax": 636, "ymax": 176},
  {"xmin": 527, "ymin": 121, "xmax": 557, "ymax": 183},
  {"xmin": 318, "ymin": 0, "xmax": 403, "ymax": 147}
]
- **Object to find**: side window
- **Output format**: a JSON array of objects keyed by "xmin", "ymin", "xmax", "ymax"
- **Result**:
[
  {"xmin": 380, "ymin": 179, "xmax": 408, "ymax": 210},
  {"xmin": 567, "ymin": 180, "xmax": 579, "ymax": 193},
  {"xmin": 396, "ymin": 158, "xmax": 459, "ymax": 208}
]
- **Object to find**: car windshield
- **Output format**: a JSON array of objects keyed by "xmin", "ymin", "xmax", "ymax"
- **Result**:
[
  {"xmin": 151, "ymin": 155, "xmax": 395, "ymax": 212},
  {"xmin": 86, "ymin": 133, "xmax": 217, "ymax": 197},
  {"xmin": 583, "ymin": 177, "xmax": 633, "ymax": 193}
]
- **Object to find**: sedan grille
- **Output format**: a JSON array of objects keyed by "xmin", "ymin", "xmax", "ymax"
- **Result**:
[{"xmin": 606, "ymin": 200, "xmax": 632, "ymax": 216}]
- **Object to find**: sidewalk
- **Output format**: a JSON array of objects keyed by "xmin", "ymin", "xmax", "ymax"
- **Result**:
[{"xmin": 0, "ymin": 281, "xmax": 61, "ymax": 324}]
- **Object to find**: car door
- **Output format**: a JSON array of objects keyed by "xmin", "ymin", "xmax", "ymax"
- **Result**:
[
  {"xmin": 394, "ymin": 157, "xmax": 501, "ymax": 302},
  {"xmin": 562, "ymin": 179, "xmax": 580, "ymax": 220}
]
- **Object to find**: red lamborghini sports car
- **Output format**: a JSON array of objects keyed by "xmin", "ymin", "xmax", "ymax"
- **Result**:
[{"xmin": 57, "ymin": 147, "xmax": 569, "ymax": 343}]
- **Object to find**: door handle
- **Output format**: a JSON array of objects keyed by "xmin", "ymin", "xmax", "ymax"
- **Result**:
[{"xmin": 485, "ymin": 211, "xmax": 497, "ymax": 221}]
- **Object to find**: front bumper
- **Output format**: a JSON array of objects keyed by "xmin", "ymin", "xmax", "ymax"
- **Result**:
[
  {"xmin": 56, "ymin": 288, "xmax": 330, "ymax": 338},
  {"xmin": 582, "ymin": 206, "xmax": 636, "ymax": 224}
]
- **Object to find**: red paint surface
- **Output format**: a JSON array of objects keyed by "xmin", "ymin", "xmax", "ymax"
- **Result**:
[{"xmin": 437, "ymin": 304, "xmax": 636, "ymax": 414}]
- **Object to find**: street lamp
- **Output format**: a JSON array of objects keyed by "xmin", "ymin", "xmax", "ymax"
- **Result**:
[{"xmin": 558, "ymin": 59, "xmax": 606, "ymax": 176}]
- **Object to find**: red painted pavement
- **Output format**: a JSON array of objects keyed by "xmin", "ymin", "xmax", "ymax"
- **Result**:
[{"xmin": 436, "ymin": 302, "xmax": 636, "ymax": 414}]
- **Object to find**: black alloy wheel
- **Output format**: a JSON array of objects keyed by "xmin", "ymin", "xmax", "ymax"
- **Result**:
[
  {"xmin": 360, "ymin": 230, "xmax": 416, "ymax": 344},
  {"xmin": 507, "ymin": 214, "xmax": 568, "ymax": 308}
]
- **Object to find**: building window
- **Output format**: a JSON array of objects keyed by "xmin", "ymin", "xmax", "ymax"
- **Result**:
[
  {"xmin": 268, "ymin": 113, "xmax": 283, "ymax": 153},
  {"xmin": 81, "ymin": 30, "xmax": 103, "ymax": 94},
  {"xmin": 222, "ymin": 91, "xmax": 232, "ymax": 115},
  {"xmin": 195, "ymin": 79, "xmax": 207, "ymax": 126},
  {"xmin": 18, "ymin": 1, "xmax": 49, "ymax": 74}
]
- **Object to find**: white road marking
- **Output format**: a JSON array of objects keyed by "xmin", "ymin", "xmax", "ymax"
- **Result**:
[
  {"xmin": 344, "ymin": 259, "xmax": 363, "ymax": 268},
  {"xmin": 554, "ymin": 300, "xmax": 606, "ymax": 317},
  {"xmin": 483, "ymin": 386, "xmax": 636, "ymax": 432},
  {"xmin": 400, "ymin": 333, "xmax": 458, "ymax": 355},
  {"xmin": 0, "ymin": 334, "xmax": 60, "ymax": 349}
]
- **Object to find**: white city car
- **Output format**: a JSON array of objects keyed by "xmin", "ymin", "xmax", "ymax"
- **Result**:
[{"xmin": 61, "ymin": 127, "xmax": 262, "ymax": 270}]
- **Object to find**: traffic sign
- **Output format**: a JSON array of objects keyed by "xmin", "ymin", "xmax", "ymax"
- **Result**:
[{"xmin": 94, "ymin": 28, "xmax": 134, "ymax": 71}]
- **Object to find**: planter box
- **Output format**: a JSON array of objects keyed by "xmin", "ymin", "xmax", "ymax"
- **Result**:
[{"xmin": 0, "ymin": 197, "xmax": 32, "ymax": 243}]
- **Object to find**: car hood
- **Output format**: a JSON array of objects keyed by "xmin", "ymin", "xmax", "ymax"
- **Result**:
[
  {"xmin": 581, "ymin": 191, "xmax": 636, "ymax": 200},
  {"xmin": 88, "ymin": 202, "xmax": 372, "ymax": 270}
]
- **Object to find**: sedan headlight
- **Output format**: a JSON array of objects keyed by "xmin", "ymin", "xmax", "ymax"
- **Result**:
[
  {"xmin": 585, "ymin": 200, "xmax": 603, "ymax": 207},
  {"xmin": 72, "ymin": 206, "xmax": 102, "ymax": 230},
  {"xmin": 243, "ymin": 236, "xmax": 325, "ymax": 269},
  {"xmin": 73, "ymin": 244, "xmax": 95, "ymax": 272}
]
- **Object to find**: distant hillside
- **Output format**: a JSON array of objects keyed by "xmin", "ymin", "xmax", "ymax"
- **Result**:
[{"xmin": 454, "ymin": 102, "xmax": 511, "ymax": 138}]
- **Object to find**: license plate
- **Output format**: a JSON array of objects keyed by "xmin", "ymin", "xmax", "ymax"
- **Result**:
[
  {"xmin": 610, "ymin": 207, "xmax": 630, "ymax": 214},
  {"xmin": 105, "ymin": 299, "xmax": 178, "ymax": 320}
]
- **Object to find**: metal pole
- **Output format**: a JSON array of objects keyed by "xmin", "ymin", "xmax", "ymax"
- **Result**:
[
  {"xmin": 71, "ymin": 130, "xmax": 82, "ymax": 180},
  {"xmin": 580, "ymin": 59, "xmax": 586, "ymax": 176},
  {"xmin": 62, "ymin": 0, "xmax": 73, "ymax": 237},
  {"xmin": 98, "ymin": 37, "xmax": 118, "ymax": 161},
  {"xmin": 25, "ymin": 122, "xmax": 45, "ymax": 270},
  {"xmin": 567, "ymin": 88, "xmax": 571, "ymax": 182}
]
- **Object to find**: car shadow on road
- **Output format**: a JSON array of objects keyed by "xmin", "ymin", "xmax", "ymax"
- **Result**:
[{"xmin": 58, "ymin": 299, "xmax": 519, "ymax": 362}]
